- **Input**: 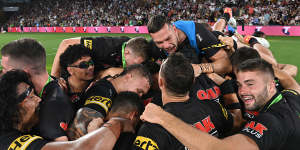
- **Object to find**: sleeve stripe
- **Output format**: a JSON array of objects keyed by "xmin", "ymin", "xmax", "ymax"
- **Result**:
[
  {"xmin": 9, "ymin": 135, "xmax": 43, "ymax": 150},
  {"xmin": 85, "ymin": 100, "xmax": 109, "ymax": 113}
]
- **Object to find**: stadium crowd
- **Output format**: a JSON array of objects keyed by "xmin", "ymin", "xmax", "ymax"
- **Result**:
[
  {"xmin": 1, "ymin": 3, "xmax": 300, "ymax": 150},
  {"xmin": 4, "ymin": 0, "xmax": 300, "ymax": 27}
]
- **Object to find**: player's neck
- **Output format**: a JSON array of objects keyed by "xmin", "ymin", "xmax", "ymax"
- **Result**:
[
  {"xmin": 162, "ymin": 90, "xmax": 189, "ymax": 105},
  {"xmin": 109, "ymin": 77, "xmax": 123, "ymax": 93},
  {"xmin": 68, "ymin": 76, "xmax": 89, "ymax": 93},
  {"xmin": 31, "ymin": 71, "xmax": 50, "ymax": 95}
]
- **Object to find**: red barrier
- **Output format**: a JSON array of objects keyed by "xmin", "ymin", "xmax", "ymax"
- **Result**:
[{"xmin": 7, "ymin": 26, "xmax": 300, "ymax": 36}]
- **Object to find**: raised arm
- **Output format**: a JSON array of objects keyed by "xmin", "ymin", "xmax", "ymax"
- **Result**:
[
  {"xmin": 51, "ymin": 38, "xmax": 81, "ymax": 78},
  {"xmin": 273, "ymin": 67, "xmax": 300, "ymax": 94}
]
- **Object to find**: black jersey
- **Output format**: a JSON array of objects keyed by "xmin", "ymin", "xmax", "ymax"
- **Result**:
[
  {"xmin": 113, "ymin": 132, "xmax": 136, "ymax": 150},
  {"xmin": 240, "ymin": 90, "xmax": 300, "ymax": 150},
  {"xmin": 132, "ymin": 99, "xmax": 233, "ymax": 150},
  {"xmin": 81, "ymin": 36, "xmax": 131, "ymax": 72},
  {"xmin": 37, "ymin": 80, "xmax": 75, "ymax": 140},
  {"xmin": 190, "ymin": 74, "xmax": 222, "ymax": 103},
  {"xmin": 65, "ymin": 79, "xmax": 92, "ymax": 111},
  {"xmin": 81, "ymin": 77, "xmax": 117, "ymax": 118},
  {"xmin": 0, "ymin": 130, "xmax": 49, "ymax": 150}
]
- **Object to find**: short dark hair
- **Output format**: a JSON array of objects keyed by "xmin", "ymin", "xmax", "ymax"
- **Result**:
[
  {"xmin": 230, "ymin": 47, "xmax": 261, "ymax": 68},
  {"xmin": 59, "ymin": 44, "xmax": 92, "ymax": 78},
  {"xmin": 147, "ymin": 15, "xmax": 169, "ymax": 33},
  {"xmin": 236, "ymin": 58, "xmax": 274, "ymax": 78},
  {"xmin": 110, "ymin": 91, "xmax": 144, "ymax": 116},
  {"xmin": 143, "ymin": 60, "xmax": 160, "ymax": 75},
  {"xmin": 0, "ymin": 70, "xmax": 33, "ymax": 134},
  {"xmin": 160, "ymin": 53, "xmax": 194, "ymax": 96},
  {"xmin": 119, "ymin": 64, "xmax": 152, "ymax": 87},
  {"xmin": 1, "ymin": 38, "xmax": 46, "ymax": 74},
  {"xmin": 253, "ymin": 31, "xmax": 265, "ymax": 37},
  {"xmin": 126, "ymin": 37, "xmax": 150, "ymax": 61}
]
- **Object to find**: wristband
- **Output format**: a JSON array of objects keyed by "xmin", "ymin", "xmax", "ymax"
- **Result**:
[
  {"xmin": 225, "ymin": 102, "xmax": 241, "ymax": 110},
  {"xmin": 248, "ymin": 37, "xmax": 259, "ymax": 47},
  {"xmin": 198, "ymin": 63, "xmax": 214, "ymax": 73},
  {"xmin": 220, "ymin": 80, "xmax": 235, "ymax": 95}
]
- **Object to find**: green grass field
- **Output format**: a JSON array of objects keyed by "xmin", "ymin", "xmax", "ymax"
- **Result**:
[{"xmin": 0, "ymin": 32, "xmax": 300, "ymax": 82}]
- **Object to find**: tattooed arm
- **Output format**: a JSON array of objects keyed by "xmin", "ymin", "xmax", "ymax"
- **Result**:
[{"xmin": 67, "ymin": 107, "xmax": 104, "ymax": 140}]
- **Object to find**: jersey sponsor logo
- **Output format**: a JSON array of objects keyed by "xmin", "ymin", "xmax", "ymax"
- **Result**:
[
  {"xmin": 9, "ymin": 135, "xmax": 43, "ymax": 150},
  {"xmin": 196, "ymin": 86, "xmax": 221, "ymax": 100},
  {"xmin": 84, "ymin": 96, "xmax": 112, "ymax": 113},
  {"xmin": 83, "ymin": 40, "xmax": 93, "ymax": 50},
  {"xmin": 242, "ymin": 121, "xmax": 268, "ymax": 139},
  {"xmin": 134, "ymin": 136, "xmax": 159, "ymax": 150},
  {"xmin": 193, "ymin": 116, "xmax": 217, "ymax": 135}
]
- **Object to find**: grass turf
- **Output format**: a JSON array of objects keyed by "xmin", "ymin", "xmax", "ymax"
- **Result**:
[{"xmin": 0, "ymin": 32, "xmax": 300, "ymax": 82}]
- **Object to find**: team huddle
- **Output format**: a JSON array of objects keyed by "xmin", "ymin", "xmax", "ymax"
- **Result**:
[{"xmin": 0, "ymin": 13, "xmax": 300, "ymax": 150}]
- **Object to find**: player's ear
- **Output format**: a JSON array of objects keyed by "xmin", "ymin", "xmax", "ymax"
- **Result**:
[
  {"xmin": 124, "ymin": 48, "xmax": 130, "ymax": 54},
  {"xmin": 67, "ymin": 67, "xmax": 73, "ymax": 75}
]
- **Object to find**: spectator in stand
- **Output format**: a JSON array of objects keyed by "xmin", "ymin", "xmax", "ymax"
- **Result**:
[{"xmin": 5, "ymin": 0, "xmax": 300, "ymax": 27}]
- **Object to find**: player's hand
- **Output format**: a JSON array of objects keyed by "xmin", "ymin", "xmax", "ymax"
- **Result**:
[
  {"xmin": 57, "ymin": 77, "xmax": 67, "ymax": 92},
  {"xmin": 218, "ymin": 36, "xmax": 234, "ymax": 53},
  {"xmin": 140, "ymin": 103, "xmax": 165, "ymax": 125}
]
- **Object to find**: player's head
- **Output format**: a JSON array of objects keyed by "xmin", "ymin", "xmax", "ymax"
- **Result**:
[
  {"xmin": 230, "ymin": 46, "xmax": 261, "ymax": 73},
  {"xmin": 0, "ymin": 70, "xmax": 41, "ymax": 134},
  {"xmin": 118, "ymin": 64, "xmax": 152, "ymax": 97},
  {"xmin": 109, "ymin": 91, "xmax": 144, "ymax": 128},
  {"xmin": 159, "ymin": 53, "xmax": 194, "ymax": 97},
  {"xmin": 253, "ymin": 31, "xmax": 266, "ymax": 38},
  {"xmin": 124, "ymin": 37, "xmax": 150, "ymax": 66},
  {"xmin": 147, "ymin": 15, "xmax": 179, "ymax": 54},
  {"xmin": 236, "ymin": 58, "xmax": 276, "ymax": 111},
  {"xmin": 1, "ymin": 38, "xmax": 46, "ymax": 75},
  {"xmin": 60, "ymin": 44, "xmax": 94, "ymax": 81}
]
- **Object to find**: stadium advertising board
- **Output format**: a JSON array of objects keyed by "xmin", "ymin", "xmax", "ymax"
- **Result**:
[{"xmin": 7, "ymin": 26, "xmax": 300, "ymax": 36}]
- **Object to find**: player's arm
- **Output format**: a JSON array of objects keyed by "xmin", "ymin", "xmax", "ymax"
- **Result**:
[
  {"xmin": 43, "ymin": 117, "xmax": 133, "ymax": 150},
  {"xmin": 252, "ymin": 43, "xmax": 278, "ymax": 66},
  {"xmin": 207, "ymin": 73, "xmax": 244, "ymax": 130},
  {"xmin": 273, "ymin": 67, "xmax": 300, "ymax": 94},
  {"xmin": 51, "ymin": 38, "xmax": 81, "ymax": 78},
  {"xmin": 192, "ymin": 48, "xmax": 232, "ymax": 76},
  {"xmin": 67, "ymin": 107, "xmax": 104, "ymax": 140},
  {"xmin": 213, "ymin": 19, "xmax": 226, "ymax": 32},
  {"xmin": 140, "ymin": 103, "xmax": 259, "ymax": 150},
  {"xmin": 209, "ymin": 48, "xmax": 232, "ymax": 74},
  {"xmin": 277, "ymin": 63, "xmax": 298, "ymax": 78}
]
